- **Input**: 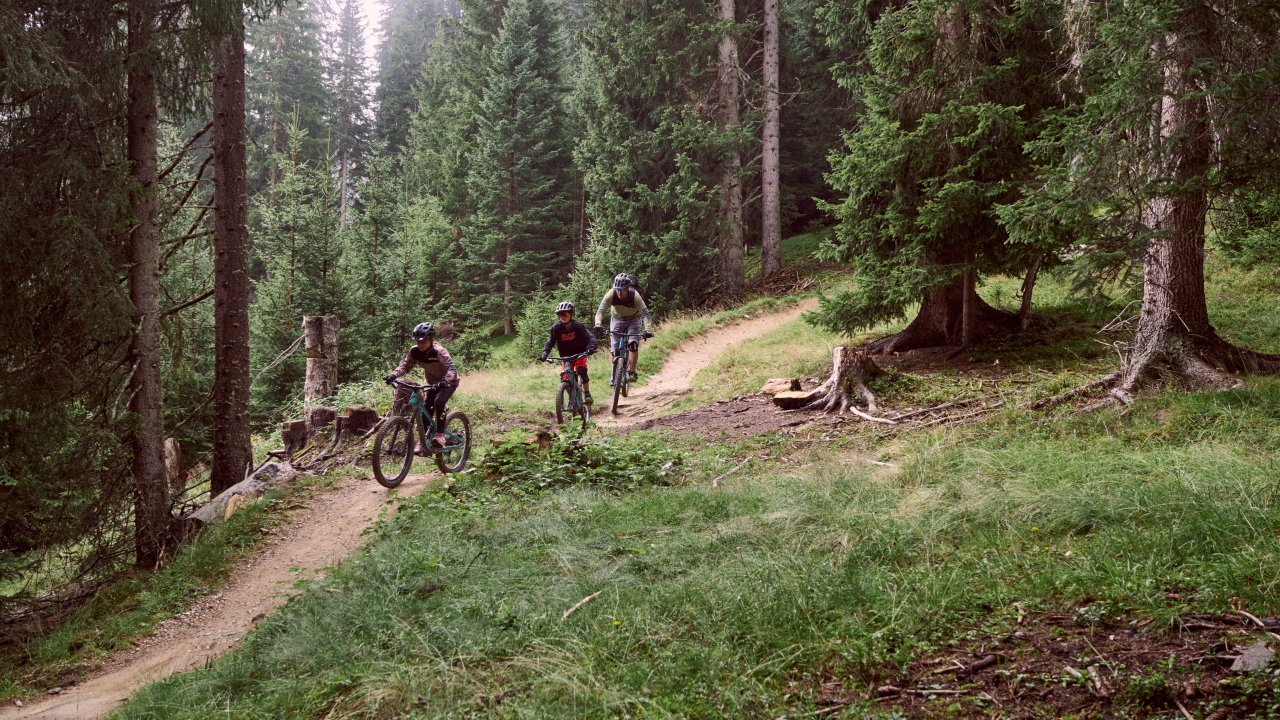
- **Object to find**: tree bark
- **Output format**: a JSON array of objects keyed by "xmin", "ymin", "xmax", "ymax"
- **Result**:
[
  {"xmin": 869, "ymin": 250, "xmax": 1017, "ymax": 354},
  {"xmin": 303, "ymin": 315, "xmax": 339, "ymax": 431},
  {"xmin": 717, "ymin": 0, "xmax": 744, "ymax": 297},
  {"xmin": 127, "ymin": 0, "xmax": 172, "ymax": 570},
  {"xmin": 760, "ymin": 0, "xmax": 782, "ymax": 278},
  {"xmin": 210, "ymin": 8, "xmax": 253, "ymax": 496},
  {"xmin": 1019, "ymin": 256, "xmax": 1042, "ymax": 332},
  {"xmin": 1110, "ymin": 19, "xmax": 1280, "ymax": 401}
]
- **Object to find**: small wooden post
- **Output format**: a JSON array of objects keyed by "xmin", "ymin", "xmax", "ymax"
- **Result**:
[{"xmin": 303, "ymin": 315, "xmax": 339, "ymax": 431}]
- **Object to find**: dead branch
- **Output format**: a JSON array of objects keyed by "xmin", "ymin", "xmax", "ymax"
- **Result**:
[{"xmin": 561, "ymin": 590, "xmax": 603, "ymax": 620}]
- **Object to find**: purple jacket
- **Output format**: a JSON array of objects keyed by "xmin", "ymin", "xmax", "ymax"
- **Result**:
[{"xmin": 390, "ymin": 343, "xmax": 459, "ymax": 386}]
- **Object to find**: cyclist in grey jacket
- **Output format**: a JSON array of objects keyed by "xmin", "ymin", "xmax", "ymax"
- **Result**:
[{"xmin": 594, "ymin": 273, "xmax": 653, "ymax": 383}]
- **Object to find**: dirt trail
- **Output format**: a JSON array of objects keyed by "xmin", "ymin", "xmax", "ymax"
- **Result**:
[
  {"xmin": 600, "ymin": 298, "xmax": 818, "ymax": 425},
  {"xmin": 2, "ymin": 473, "xmax": 434, "ymax": 720}
]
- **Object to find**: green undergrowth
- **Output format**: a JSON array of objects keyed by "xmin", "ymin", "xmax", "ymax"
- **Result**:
[
  {"xmin": 112, "ymin": 379, "xmax": 1280, "ymax": 719},
  {"xmin": 0, "ymin": 488, "xmax": 302, "ymax": 702}
]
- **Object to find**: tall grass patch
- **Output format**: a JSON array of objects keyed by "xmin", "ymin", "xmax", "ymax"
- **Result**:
[{"xmin": 114, "ymin": 381, "xmax": 1280, "ymax": 718}]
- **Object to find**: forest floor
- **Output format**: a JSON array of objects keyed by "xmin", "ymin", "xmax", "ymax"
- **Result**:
[
  {"xmin": 0, "ymin": 473, "xmax": 435, "ymax": 719},
  {"xmin": 2, "ymin": 299, "xmax": 822, "ymax": 719}
]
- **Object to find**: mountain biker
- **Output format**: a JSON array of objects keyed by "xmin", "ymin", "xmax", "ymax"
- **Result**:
[
  {"xmin": 383, "ymin": 322, "xmax": 459, "ymax": 449},
  {"xmin": 538, "ymin": 301, "xmax": 598, "ymax": 405},
  {"xmin": 594, "ymin": 273, "xmax": 653, "ymax": 383}
]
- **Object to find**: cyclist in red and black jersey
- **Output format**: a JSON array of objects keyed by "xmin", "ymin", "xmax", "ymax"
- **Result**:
[{"xmin": 539, "ymin": 301, "xmax": 598, "ymax": 405}]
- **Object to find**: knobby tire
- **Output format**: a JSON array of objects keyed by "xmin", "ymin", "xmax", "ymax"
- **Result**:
[
  {"xmin": 372, "ymin": 415, "xmax": 413, "ymax": 488},
  {"xmin": 435, "ymin": 410, "xmax": 471, "ymax": 474},
  {"xmin": 611, "ymin": 356, "xmax": 625, "ymax": 415}
]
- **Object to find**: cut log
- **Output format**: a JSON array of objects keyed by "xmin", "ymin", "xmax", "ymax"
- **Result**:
[
  {"xmin": 773, "ymin": 389, "xmax": 821, "ymax": 409},
  {"xmin": 281, "ymin": 419, "xmax": 307, "ymax": 456},
  {"xmin": 185, "ymin": 461, "xmax": 300, "ymax": 527},
  {"xmin": 761, "ymin": 377, "xmax": 801, "ymax": 394}
]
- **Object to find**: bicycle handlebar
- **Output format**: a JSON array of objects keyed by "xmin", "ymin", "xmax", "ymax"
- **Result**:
[
  {"xmin": 542, "ymin": 351, "xmax": 592, "ymax": 362},
  {"xmin": 386, "ymin": 378, "xmax": 445, "ymax": 392}
]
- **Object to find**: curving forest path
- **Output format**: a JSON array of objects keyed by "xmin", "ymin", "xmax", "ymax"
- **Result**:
[
  {"xmin": 3, "ymin": 298, "xmax": 816, "ymax": 719},
  {"xmin": 1, "ymin": 474, "xmax": 434, "ymax": 720},
  {"xmin": 599, "ymin": 297, "xmax": 818, "ymax": 424}
]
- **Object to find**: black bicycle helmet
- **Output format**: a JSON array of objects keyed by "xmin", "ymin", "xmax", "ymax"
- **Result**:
[
  {"xmin": 612, "ymin": 273, "xmax": 632, "ymax": 290},
  {"xmin": 555, "ymin": 301, "xmax": 574, "ymax": 314},
  {"xmin": 412, "ymin": 322, "xmax": 437, "ymax": 341}
]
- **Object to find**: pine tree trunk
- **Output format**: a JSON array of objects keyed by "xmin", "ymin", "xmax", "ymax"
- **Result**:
[
  {"xmin": 760, "ymin": 0, "xmax": 782, "ymax": 278},
  {"xmin": 127, "ymin": 0, "xmax": 171, "ymax": 570},
  {"xmin": 210, "ymin": 9, "xmax": 253, "ymax": 496},
  {"xmin": 717, "ymin": 0, "xmax": 744, "ymax": 297},
  {"xmin": 869, "ymin": 248, "xmax": 1016, "ymax": 354},
  {"xmin": 1100, "ymin": 19, "xmax": 1280, "ymax": 402}
]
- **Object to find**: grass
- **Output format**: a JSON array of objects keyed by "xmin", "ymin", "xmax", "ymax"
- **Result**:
[
  {"xmin": 0, "ymin": 488, "xmax": 304, "ymax": 702},
  {"xmin": 110, "ymin": 380, "xmax": 1280, "ymax": 719}
]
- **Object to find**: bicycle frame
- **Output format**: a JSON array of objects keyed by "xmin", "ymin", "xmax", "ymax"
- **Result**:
[
  {"xmin": 545, "ymin": 352, "xmax": 589, "ymax": 416},
  {"xmin": 396, "ymin": 381, "xmax": 464, "ymax": 452}
]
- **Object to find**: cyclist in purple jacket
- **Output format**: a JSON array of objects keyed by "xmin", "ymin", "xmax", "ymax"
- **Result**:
[{"xmin": 384, "ymin": 322, "xmax": 458, "ymax": 448}]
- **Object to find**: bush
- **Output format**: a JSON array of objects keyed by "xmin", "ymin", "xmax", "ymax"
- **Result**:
[{"xmin": 473, "ymin": 431, "xmax": 682, "ymax": 498}]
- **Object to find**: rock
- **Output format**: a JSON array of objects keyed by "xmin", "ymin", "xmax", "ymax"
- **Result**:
[
  {"xmin": 772, "ymin": 389, "xmax": 819, "ymax": 410},
  {"xmin": 760, "ymin": 377, "xmax": 801, "ymax": 394},
  {"xmin": 1231, "ymin": 641, "xmax": 1275, "ymax": 672},
  {"xmin": 47, "ymin": 688, "xmax": 61, "ymax": 696}
]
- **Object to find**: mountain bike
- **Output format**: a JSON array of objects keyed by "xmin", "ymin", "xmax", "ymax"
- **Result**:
[
  {"xmin": 372, "ymin": 379, "xmax": 471, "ymax": 488},
  {"xmin": 609, "ymin": 331, "xmax": 648, "ymax": 415},
  {"xmin": 541, "ymin": 351, "xmax": 592, "ymax": 430}
]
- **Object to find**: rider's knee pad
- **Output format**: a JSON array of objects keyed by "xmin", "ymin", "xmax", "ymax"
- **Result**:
[{"xmin": 627, "ymin": 340, "xmax": 638, "ymax": 352}]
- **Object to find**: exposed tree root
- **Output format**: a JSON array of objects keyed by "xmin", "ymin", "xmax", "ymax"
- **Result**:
[{"xmin": 804, "ymin": 346, "xmax": 897, "ymax": 423}]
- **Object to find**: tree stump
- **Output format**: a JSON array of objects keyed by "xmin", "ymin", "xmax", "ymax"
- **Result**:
[
  {"xmin": 341, "ymin": 406, "xmax": 380, "ymax": 437},
  {"xmin": 281, "ymin": 419, "xmax": 307, "ymax": 456},
  {"xmin": 306, "ymin": 406, "xmax": 336, "ymax": 430},
  {"xmin": 805, "ymin": 346, "xmax": 888, "ymax": 417},
  {"xmin": 164, "ymin": 437, "xmax": 187, "ymax": 495},
  {"xmin": 303, "ymin": 315, "xmax": 339, "ymax": 432}
]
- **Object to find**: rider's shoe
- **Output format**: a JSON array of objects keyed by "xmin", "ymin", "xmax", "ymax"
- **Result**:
[
  {"xmin": 414, "ymin": 446, "xmax": 429, "ymax": 457},
  {"xmin": 628, "ymin": 370, "xmax": 638, "ymax": 382},
  {"xmin": 584, "ymin": 391, "xmax": 593, "ymax": 405},
  {"xmin": 432, "ymin": 433, "xmax": 448, "ymax": 447}
]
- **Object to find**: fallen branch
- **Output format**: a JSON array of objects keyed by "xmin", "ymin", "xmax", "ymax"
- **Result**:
[
  {"xmin": 710, "ymin": 458, "xmax": 751, "ymax": 488},
  {"xmin": 928, "ymin": 654, "xmax": 998, "ymax": 677},
  {"xmin": 561, "ymin": 590, "xmax": 603, "ymax": 620}
]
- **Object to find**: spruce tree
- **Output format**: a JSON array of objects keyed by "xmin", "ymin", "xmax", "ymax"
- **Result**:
[
  {"xmin": 463, "ymin": 0, "xmax": 577, "ymax": 333},
  {"xmin": 373, "ymin": 0, "xmax": 462, "ymax": 153},
  {"xmin": 812, "ymin": 0, "xmax": 1068, "ymax": 351},
  {"xmin": 572, "ymin": 0, "xmax": 731, "ymax": 310}
]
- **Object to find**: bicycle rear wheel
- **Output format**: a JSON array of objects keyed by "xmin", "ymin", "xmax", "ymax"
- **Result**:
[
  {"xmin": 611, "ymin": 356, "xmax": 625, "ymax": 415},
  {"xmin": 372, "ymin": 415, "xmax": 414, "ymax": 488},
  {"xmin": 435, "ymin": 411, "xmax": 471, "ymax": 474}
]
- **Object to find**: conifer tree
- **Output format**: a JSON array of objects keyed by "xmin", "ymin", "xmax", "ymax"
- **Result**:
[
  {"xmin": 812, "ymin": 0, "xmax": 1067, "ymax": 352},
  {"xmin": 463, "ymin": 0, "xmax": 577, "ymax": 333},
  {"xmin": 326, "ymin": 0, "xmax": 372, "ymax": 224},
  {"xmin": 250, "ymin": 123, "xmax": 345, "ymax": 416},
  {"xmin": 373, "ymin": 0, "xmax": 462, "ymax": 153},
  {"xmin": 572, "ymin": 0, "xmax": 731, "ymax": 309}
]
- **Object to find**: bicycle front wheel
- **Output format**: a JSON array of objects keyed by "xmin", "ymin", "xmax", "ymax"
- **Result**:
[
  {"xmin": 556, "ymin": 381, "xmax": 570, "ymax": 425},
  {"xmin": 611, "ymin": 356, "xmax": 625, "ymax": 415},
  {"xmin": 578, "ymin": 391, "xmax": 591, "ymax": 429},
  {"xmin": 435, "ymin": 411, "xmax": 472, "ymax": 474},
  {"xmin": 372, "ymin": 415, "xmax": 414, "ymax": 488}
]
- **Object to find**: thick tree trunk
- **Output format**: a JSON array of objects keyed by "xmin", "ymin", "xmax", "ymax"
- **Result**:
[
  {"xmin": 1110, "ymin": 22, "xmax": 1280, "ymax": 401},
  {"xmin": 127, "ymin": 0, "xmax": 171, "ymax": 570},
  {"xmin": 716, "ymin": 0, "xmax": 744, "ymax": 297},
  {"xmin": 760, "ymin": 0, "xmax": 782, "ymax": 278},
  {"xmin": 1019, "ymin": 256, "xmax": 1042, "ymax": 332},
  {"xmin": 303, "ymin": 315, "xmax": 339, "ymax": 431},
  {"xmin": 210, "ymin": 10, "xmax": 253, "ymax": 496},
  {"xmin": 869, "ymin": 270, "xmax": 1017, "ymax": 354}
]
